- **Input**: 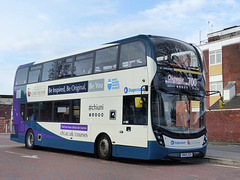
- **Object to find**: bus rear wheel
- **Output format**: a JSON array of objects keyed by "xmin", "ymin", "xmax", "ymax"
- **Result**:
[
  {"xmin": 97, "ymin": 134, "xmax": 112, "ymax": 160},
  {"xmin": 25, "ymin": 129, "xmax": 35, "ymax": 149}
]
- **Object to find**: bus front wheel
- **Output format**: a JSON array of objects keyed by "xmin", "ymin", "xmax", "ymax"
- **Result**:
[
  {"xmin": 25, "ymin": 129, "xmax": 35, "ymax": 149},
  {"xmin": 97, "ymin": 134, "xmax": 112, "ymax": 160}
]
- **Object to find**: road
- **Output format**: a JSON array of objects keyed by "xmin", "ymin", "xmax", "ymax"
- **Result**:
[{"xmin": 0, "ymin": 134, "xmax": 239, "ymax": 180}]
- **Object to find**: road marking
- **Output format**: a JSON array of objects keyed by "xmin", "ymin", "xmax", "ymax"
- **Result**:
[
  {"xmin": 5, "ymin": 151, "xmax": 39, "ymax": 159},
  {"xmin": 0, "ymin": 144, "xmax": 24, "ymax": 148},
  {"xmin": 72, "ymin": 156, "xmax": 87, "ymax": 160},
  {"xmin": 100, "ymin": 160, "xmax": 112, "ymax": 164},
  {"xmin": 213, "ymin": 164, "xmax": 240, "ymax": 169}
]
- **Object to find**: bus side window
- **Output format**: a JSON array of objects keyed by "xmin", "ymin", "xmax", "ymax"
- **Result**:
[
  {"xmin": 74, "ymin": 53, "xmax": 93, "ymax": 76},
  {"xmin": 94, "ymin": 46, "xmax": 118, "ymax": 73},
  {"xmin": 27, "ymin": 103, "xmax": 39, "ymax": 121},
  {"xmin": 53, "ymin": 100, "xmax": 80, "ymax": 123},
  {"xmin": 42, "ymin": 61, "xmax": 55, "ymax": 81},
  {"xmin": 56, "ymin": 58, "xmax": 73, "ymax": 79},
  {"xmin": 20, "ymin": 104, "xmax": 26, "ymax": 121},
  {"xmin": 28, "ymin": 65, "xmax": 42, "ymax": 83},
  {"xmin": 39, "ymin": 102, "xmax": 52, "ymax": 122},
  {"xmin": 72, "ymin": 100, "xmax": 80, "ymax": 123},
  {"xmin": 119, "ymin": 41, "xmax": 146, "ymax": 69},
  {"xmin": 54, "ymin": 101, "xmax": 70, "ymax": 122},
  {"xmin": 122, "ymin": 95, "xmax": 148, "ymax": 125},
  {"xmin": 15, "ymin": 67, "xmax": 29, "ymax": 86}
]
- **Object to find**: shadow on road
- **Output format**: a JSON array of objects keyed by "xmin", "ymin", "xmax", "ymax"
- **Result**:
[{"xmin": 17, "ymin": 145, "xmax": 207, "ymax": 166}]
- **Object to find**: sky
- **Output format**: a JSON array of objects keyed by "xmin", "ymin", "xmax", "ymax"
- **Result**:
[{"xmin": 1, "ymin": 0, "xmax": 240, "ymax": 95}]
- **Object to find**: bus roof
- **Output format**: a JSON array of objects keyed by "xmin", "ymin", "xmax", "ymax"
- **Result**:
[
  {"xmin": 34, "ymin": 43, "xmax": 119, "ymax": 65},
  {"xmin": 29, "ymin": 34, "xmax": 156, "ymax": 66},
  {"xmin": 19, "ymin": 34, "xmax": 186, "ymax": 68}
]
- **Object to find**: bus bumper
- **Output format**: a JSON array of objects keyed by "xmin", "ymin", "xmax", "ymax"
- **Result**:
[{"xmin": 148, "ymin": 141, "xmax": 207, "ymax": 160}]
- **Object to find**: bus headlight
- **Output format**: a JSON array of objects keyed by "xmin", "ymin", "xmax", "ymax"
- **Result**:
[
  {"xmin": 154, "ymin": 130, "xmax": 165, "ymax": 146},
  {"xmin": 202, "ymin": 134, "xmax": 207, "ymax": 146}
]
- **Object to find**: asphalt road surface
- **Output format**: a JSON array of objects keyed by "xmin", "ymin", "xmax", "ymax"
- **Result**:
[{"xmin": 0, "ymin": 134, "xmax": 239, "ymax": 180}]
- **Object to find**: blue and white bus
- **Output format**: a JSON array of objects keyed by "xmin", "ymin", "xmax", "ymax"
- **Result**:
[{"xmin": 11, "ymin": 35, "xmax": 207, "ymax": 160}]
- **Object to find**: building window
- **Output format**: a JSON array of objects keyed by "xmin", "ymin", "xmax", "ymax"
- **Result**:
[
  {"xmin": 210, "ymin": 81, "xmax": 223, "ymax": 95},
  {"xmin": 210, "ymin": 50, "xmax": 222, "ymax": 65}
]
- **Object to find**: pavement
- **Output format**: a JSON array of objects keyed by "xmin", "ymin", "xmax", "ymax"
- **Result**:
[{"xmin": 205, "ymin": 141, "xmax": 240, "ymax": 166}]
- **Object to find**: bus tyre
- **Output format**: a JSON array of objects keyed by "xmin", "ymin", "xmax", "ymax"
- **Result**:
[
  {"xmin": 97, "ymin": 134, "xmax": 112, "ymax": 160},
  {"xmin": 25, "ymin": 129, "xmax": 35, "ymax": 149}
]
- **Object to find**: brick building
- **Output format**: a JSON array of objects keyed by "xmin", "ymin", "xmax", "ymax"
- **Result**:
[
  {"xmin": 0, "ymin": 95, "xmax": 13, "ymax": 133},
  {"xmin": 199, "ymin": 26, "xmax": 240, "ymax": 142}
]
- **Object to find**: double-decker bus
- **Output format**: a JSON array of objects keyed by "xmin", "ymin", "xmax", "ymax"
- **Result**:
[{"xmin": 11, "ymin": 35, "xmax": 207, "ymax": 160}]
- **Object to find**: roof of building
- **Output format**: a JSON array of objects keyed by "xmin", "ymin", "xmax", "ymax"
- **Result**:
[
  {"xmin": 207, "ymin": 25, "xmax": 240, "ymax": 38},
  {"xmin": 224, "ymin": 81, "xmax": 236, "ymax": 90},
  {"xmin": 0, "ymin": 95, "xmax": 13, "ymax": 99},
  {"xmin": 208, "ymin": 95, "xmax": 240, "ymax": 110}
]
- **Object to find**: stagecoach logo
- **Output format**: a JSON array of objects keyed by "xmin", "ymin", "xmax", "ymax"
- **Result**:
[
  {"xmin": 124, "ymin": 87, "xmax": 142, "ymax": 94},
  {"xmin": 108, "ymin": 78, "xmax": 120, "ymax": 90},
  {"xmin": 124, "ymin": 87, "xmax": 128, "ymax": 94},
  {"xmin": 170, "ymin": 140, "xmax": 186, "ymax": 145}
]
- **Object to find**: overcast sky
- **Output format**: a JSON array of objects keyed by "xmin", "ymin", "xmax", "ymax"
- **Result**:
[{"xmin": 1, "ymin": 0, "xmax": 240, "ymax": 95}]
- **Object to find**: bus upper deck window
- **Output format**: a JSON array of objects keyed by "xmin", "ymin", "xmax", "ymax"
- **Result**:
[
  {"xmin": 74, "ymin": 53, "xmax": 94, "ymax": 76},
  {"xmin": 94, "ymin": 46, "xmax": 118, "ymax": 73},
  {"xmin": 15, "ymin": 67, "xmax": 29, "ymax": 86},
  {"xmin": 42, "ymin": 61, "xmax": 55, "ymax": 81},
  {"xmin": 28, "ymin": 65, "xmax": 42, "ymax": 84},
  {"xmin": 119, "ymin": 41, "xmax": 146, "ymax": 69},
  {"xmin": 56, "ymin": 58, "xmax": 73, "ymax": 79}
]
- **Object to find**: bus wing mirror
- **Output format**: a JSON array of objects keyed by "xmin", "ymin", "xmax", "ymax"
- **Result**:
[{"xmin": 135, "ymin": 97, "xmax": 144, "ymax": 108}]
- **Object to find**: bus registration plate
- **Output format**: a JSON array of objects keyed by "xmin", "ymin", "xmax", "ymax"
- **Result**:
[{"xmin": 181, "ymin": 152, "xmax": 193, "ymax": 158}]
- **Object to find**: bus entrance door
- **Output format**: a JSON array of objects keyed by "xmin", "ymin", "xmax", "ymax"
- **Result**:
[
  {"xmin": 114, "ymin": 95, "xmax": 148, "ymax": 157},
  {"xmin": 115, "ymin": 125, "xmax": 148, "ymax": 158}
]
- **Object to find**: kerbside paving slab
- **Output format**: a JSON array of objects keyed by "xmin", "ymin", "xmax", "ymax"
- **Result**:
[{"xmin": 205, "ymin": 142, "xmax": 240, "ymax": 166}]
